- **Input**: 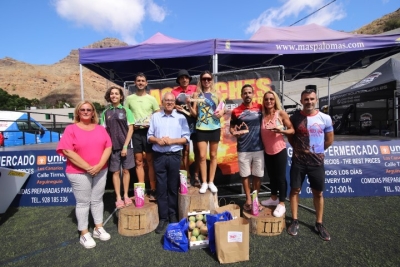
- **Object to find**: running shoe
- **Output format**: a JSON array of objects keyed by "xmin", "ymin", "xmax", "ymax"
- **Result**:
[
  {"xmin": 315, "ymin": 223, "xmax": 331, "ymax": 241},
  {"xmin": 287, "ymin": 220, "xmax": 299, "ymax": 236}
]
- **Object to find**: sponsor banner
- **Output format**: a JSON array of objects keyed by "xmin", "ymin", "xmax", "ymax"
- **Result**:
[
  {"xmin": 1, "ymin": 139, "xmax": 400, "ymax": 208},
  {"xmin": 0, "ymin": 150, "xmax": 75, "ymax": 207},
  {"xmin": 129, "ymin": 67, "xmax": 282, "ymax": 106},
  {"xmin": 286, "ymin": 140, "xmax": 400, "ymax": 198},
  {"xmin": 142, "ymin": 67, "xmax": 282, "ymax": 176}
]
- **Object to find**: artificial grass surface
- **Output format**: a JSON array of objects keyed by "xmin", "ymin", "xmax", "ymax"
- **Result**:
[{"xmin": 1, "ymin": 193, "xmax": 399, "ymax": 267}]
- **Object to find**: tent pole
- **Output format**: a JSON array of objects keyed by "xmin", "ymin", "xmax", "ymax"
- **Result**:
[
  {"xmin": 281, "ymin": 66, "xmax": 285, "ymax": 104},
  {"xmin": 79, "ymin": 64, "xmax": 84, "ymax": 101},
  {"xmin": 213, "ymin": 54, "xmax": 218, "ymax": 75},
  {"xmin": 327, "ymin": 77, "xmax": 331, "ymax": 110}
]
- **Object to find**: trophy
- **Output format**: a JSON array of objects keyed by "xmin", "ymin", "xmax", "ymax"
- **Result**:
[
  {"xmin": 275, "ymin": 118, "xmax": 285, "ymax": 130},
  {"xmin": 232, "ymin": 122, "xmax": 249, "ymax": 135},
  {"xmin": 135, "ymin": 116, "xmax": 150, "ymax": 127},
  {"xmin": 178, "ymin": 108, "xmax": 191, "ymax": 116},
  {"xmin": 265, "ymin": 117, "xmax": 285, "ymax": 130},
  {"xmin": 189, "ymin": 98, "xmax": 205, "ymax": 103}
]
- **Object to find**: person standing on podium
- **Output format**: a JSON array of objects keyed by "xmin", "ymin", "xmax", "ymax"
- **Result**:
[
  {"xmin": 147, "ymin": 92, "xmax": 190, "ymax": 234},
  {"xmin": 229, "ymin": 84, "xmax": 264, "ymax": 213},
  {"xmin": 171, "ymin": 70, "xmax": 200, "ymax": 187},
  {"xmin": 125, "ymin": 73, "xmax": 160, "ymax": 201}
]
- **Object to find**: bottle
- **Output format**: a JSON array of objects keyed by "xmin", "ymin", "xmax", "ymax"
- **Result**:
[
  {"xmin": 134, "ymin": 183, "xmax": 145, "ymax": 208},
  {"xmin": 251, "ymin": 190, "xmax": 259, "ymax": 216},
  {"xmin": 179, "ymin": 171, "xmax": 188, "ymax": 195}
]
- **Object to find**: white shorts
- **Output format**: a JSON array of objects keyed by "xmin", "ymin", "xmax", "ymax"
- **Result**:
[{"xmin": 238, "ymin": 151, "xmax": 264, "ymax": 178}]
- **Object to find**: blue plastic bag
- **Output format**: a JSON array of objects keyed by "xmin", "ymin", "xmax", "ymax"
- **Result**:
[
  {"xmin": 206, "ymin": 211, "xmax": 233, "ymax": 254},
  {"xmin": 163, "ymin": 218, "xmax": 189, "ymax": 253}
]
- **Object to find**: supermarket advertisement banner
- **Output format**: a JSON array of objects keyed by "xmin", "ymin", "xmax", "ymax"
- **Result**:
[
  {"xmin": 0, "ymin": 150, "xmax": 75, "ymax": 207},
  {"xmin": 1, "ymin": 139, "xmax": 400, "ymax": 208},
  {"xmin": 286, "ymin": 140, "xmax": 400, "ymax": 198}
]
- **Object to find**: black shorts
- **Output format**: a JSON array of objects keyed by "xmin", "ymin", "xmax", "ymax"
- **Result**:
[
  {"xmin": 196, "ymin": 128, "xmax": 221, "ymax": 142},
  {"xmin": 190, "ymin": 133, "xmax": 198, "ymax": 142},
  {"xmin": 132, "ymin": 128, "xmax": 153, "ymax": 153},
  {"xmin": 290, "ymin": 162, "xmax": 325, "ymax": 191}
]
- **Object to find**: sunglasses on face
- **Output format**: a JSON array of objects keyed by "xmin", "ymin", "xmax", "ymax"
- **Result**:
[
  {"xmin": 264, "ymin": 98, "xmax": 275, "ymax": 101},
  {"xmin": 201, "ymin": 77, "xmax": 212, "ymax": 82},
  {"xmin": 79, "ymin": 108, "xmax": 93, "ymax": 112}
]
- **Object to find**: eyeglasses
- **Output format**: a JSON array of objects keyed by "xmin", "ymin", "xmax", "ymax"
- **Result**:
[
  {"xmin": 264, "ymin": 98, "xmax": 275, "ymax": 101},
  {"xmin": 201, "ymin": 77, "xmax": 212, "ymax": 82},
  {"xmin": 79, "ymin": 108, "xmax": 93, "ymax": 112},
  {"xmin": 164, "ymin": 99, "xmax": 175, "ymax": 103}
]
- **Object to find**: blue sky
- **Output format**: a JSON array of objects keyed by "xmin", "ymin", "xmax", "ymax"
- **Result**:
[{"xmin": 0, "ymin": 0, "xmax": 398, "ymax": 65}]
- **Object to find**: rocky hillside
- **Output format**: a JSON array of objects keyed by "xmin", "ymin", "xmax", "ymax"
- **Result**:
[
  {"xmin": 0, "ymin": 9, "xmax": 399, "ymax": 107},
  {"xmin": 354, "ymin": 8, "xmax": 400, "ymax": 34},
  {"xmin": 0, "ymin": 38, "xmax": 127, "ymax": 106}
]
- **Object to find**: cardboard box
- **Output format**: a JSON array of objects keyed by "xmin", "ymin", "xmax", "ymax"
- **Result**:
[{"xmin": 187, "ymin": 210, "xmax": 210, "ymax": 250}]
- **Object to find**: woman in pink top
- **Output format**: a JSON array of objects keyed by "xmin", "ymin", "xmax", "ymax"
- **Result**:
[
  {"xmin": 260, "ymin": 91, "xmax": 294, "ymax": 218},
  {"xmin": 56, "ymin": 101, "xmax": 112, "ymax": 249}
]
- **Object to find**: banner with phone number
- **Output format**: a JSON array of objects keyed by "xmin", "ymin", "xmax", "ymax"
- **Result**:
[
  {"xmin": 286, "ymin": 140, "xmax": 400, "ymax": 198},
  {"xmin": 1, "ymin": 139, "xmax": 400, "ymax": 208},
  {"xmin": 0, "ymin": 150, "xmax": 75, "ymax": 207}
]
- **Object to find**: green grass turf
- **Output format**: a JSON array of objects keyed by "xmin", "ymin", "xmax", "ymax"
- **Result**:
[{"xmin": 0, "ymin": 192, "xmax": 399, "ymax": 267}]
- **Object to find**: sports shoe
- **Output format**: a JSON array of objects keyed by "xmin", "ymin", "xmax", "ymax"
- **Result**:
[
  {"xmin": 93, "ymin": 227, "xmax": 111, "ymax": 241},
  {"xmin": 148, "ymin": 189, "xmax": 157, "ymax": 201},
  {"xmin": 261, "ymin": 197, "xmax": 279, "ymax": 207},
  {"xmin": 208, "ymin": 182, "xmax": 218, "ymax": 193},
  {"xmin": 287, "ymin": 220, "xmax": 299, "ymax": 236},
  {"xmin": 315, "ymin": 223, "xmax": 331, "ymax": 241},
  {"xmin": 199, "ymin": 183, "xmax": 208, "ymax": 194},
  {"xmin": 80, "ymin": 232, "xmax": 96, "ymax": 249},
  {"xmin": 273, "ymin": 203, "xmax": 286, "ymax": 217}
]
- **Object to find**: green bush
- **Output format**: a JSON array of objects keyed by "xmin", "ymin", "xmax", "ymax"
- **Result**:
[{"xmin": 384, "ymin": 18, "xmax": 400, "ymax": 32}]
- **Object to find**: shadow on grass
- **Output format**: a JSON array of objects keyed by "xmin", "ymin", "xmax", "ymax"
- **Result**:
[{"xmin": 0, "ymin": 207, "xmax": 19, "ymax": 226}]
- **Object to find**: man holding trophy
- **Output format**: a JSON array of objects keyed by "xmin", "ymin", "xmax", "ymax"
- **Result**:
[{"xmin": 229, "ymin": 84, "xmax": 264, "ymax": 212}]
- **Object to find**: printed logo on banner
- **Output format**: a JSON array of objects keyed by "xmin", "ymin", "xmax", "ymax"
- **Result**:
[
  {"xmin": 380, "ymin": 146, "xmax": 391, "ymax": 154},
  {"xmin": 37, "ymin": 156, "xmax": 47, "ymax": 165}
]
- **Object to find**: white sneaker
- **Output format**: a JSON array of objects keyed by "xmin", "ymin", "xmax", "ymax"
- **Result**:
[
  {"xmin": 93, "ymin": 227, "xmax": 111, "ymax": 241},
  {"xmin": 261, "ymin": 198, "xmax": 279, "ymax": 207},
  {"xmin": 273, "ymin": 203, "xmax": 286, "ymax": 217},
  {"xmin": 199, "ymin": 183, "xmax": 208, "ymax": 194},
  {"xmin": 208, "ymin": 182, "xmax": 218, "ymax": 193},
  {"xmin": 80, "ymin": 232, "xmax": 96, "ymax": 249}
]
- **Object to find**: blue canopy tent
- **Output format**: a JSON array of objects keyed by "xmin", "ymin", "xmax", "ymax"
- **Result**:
[
  {"xmin": 78, "ymin": 24, "xmax": 400, "ymax": 96},
  {"xmin": 79, "ymin": 33, "xmax": 216, "ymax": 86}
]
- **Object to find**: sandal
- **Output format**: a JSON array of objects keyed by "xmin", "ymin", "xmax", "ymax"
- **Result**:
[
  {"xmin": 115, "ymin": 199, "xmax": 125, "ymax": 209},
  {"xmin": 193, "ymin": 174, "xmax": 201, "ymax": 187},
  {"xmin": 243, "ymin": 203, "xmax": 252, "ymax": 212},
  {"xmin": 186, "ymin": 176, "xmax": 192, "ymax": 188},
  {"xmin": 243, "ymin": 203, "xmax": 263, "ymax": 212},
  {"xmin": 124, "ymin": 197, "xmax": 133, "ymax": 207},
  {"xmin": 258, "ymin": 204, "xmax": 264, "ymax": 211}
]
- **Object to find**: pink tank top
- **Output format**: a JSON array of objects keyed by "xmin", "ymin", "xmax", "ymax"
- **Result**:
[{"xmin": 261, "ymin": 110, "xmax": 286, "ymax": 155}]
